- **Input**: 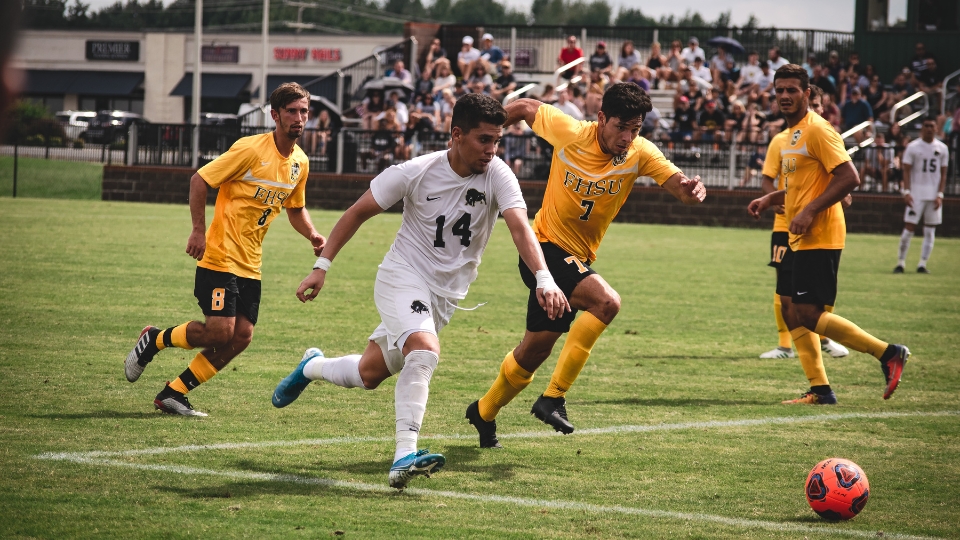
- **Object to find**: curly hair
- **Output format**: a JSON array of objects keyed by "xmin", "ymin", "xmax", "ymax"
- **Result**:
[
  {"xmin": 773, "ymin": 64, "xmax": 809, "ymax": 90},
  {"xmin": 599, "ymin": 83, "xmax": 652, "ymax": 123}
]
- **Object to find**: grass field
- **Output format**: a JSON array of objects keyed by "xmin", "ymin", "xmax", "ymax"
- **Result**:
[
  {"xmin": 1, "ymin": 197, "xmax": 958, "ymax": 539},
  {"xmin": 0, "ymin": 157, "xmax": 103, "ymax": 199}
]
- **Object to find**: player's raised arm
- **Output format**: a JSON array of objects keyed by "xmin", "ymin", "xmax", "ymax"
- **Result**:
[
  {"xmin": 296, "ymin": 189, "xmax": 384, "ymax": 302},
  {"xmin": 501, "ymin": 207, "xmax": 570, "ymax": 320},
  {"xmin": 661, "ymin": 171, "xmax": 707, "ymax": 205},
  {"xmin": 503, "ymin": 98, "xmax": 541, "ymax": 128}
]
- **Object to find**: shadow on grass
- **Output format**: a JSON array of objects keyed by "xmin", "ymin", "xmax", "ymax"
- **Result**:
[
  {"xmin": 625, "ymin": 355, "xmax": 751, "ymax": 361},
  {"xmin": 29, "ymin": 410, "xmax": 158, "ymax": 420}
]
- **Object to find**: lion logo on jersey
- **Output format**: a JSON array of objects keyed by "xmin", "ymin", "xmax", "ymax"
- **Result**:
[
  {"xmin": 791, "ymin": 129, "xmax": 802, "ymax": 146},
  {"xmin": 465, "ymin": 189, "xmax": 486, "ymax": 206},
  {"xmin": 613, "ymin": 152, "xmax": 627, "ymax": 166},
  {"xmin": 290, "ymin": 162, "xmax": 301, "ymax": 182},
  {"xmin": 410, "ymin": 300, "xmax": 429, "ymax": 314}
]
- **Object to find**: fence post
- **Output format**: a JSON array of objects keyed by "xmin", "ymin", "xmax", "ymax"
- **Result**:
[
  {"xmin": 335, "ymin": 71, "xmax": 344, "ymax": 116},
  {"xmin": 409, "ymin": 36, "xmax": 417, "ymax": 78},
  {"xmin": 510, "ymin": 27, "xmax": 516, "ymax": 67},
  {"xmin": 652, "ymin": 29, "xmax": 658, "ymax": 46},
  {"xmin": 335, "ymin": 131, "xmax": 344, "ymax": 175},
  {"xmin": 126, "ymin": 123, "xmax": 138, "ymax": 166},
  {"xmin": 727, "ymin": 135, "xmax": 738, "ymax": 190},
  {"xmin": 12, "ymin": 140, "xmax": 17, "ymax": 198},
  {"xmin": 580, "ymin": 28, "xmax": 587, "ymax": 50}
]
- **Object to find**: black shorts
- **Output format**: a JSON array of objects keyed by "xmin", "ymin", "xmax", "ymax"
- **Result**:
[
  {"xmin": 194, "ymin": 267, "xmax": 262, "ymax": 325},
  {"xmin": 768, "ymin": 231, "xmax": 789, "ymax": 269},
  {"xmin": 519, "ymin": 242, "xmax": 597, "ymax": 333},
  {"xmin": 776, "ymin": 249, "xmax": 841, "ymax": 307}
]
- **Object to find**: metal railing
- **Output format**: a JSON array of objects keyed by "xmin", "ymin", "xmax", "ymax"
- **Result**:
[{"xmin": 941, "ymin": 68, "xmax": 960, "ymax": 117}]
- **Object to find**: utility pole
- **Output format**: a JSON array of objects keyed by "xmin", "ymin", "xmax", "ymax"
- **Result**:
[
  {"xmin": 191, "ymin": 0, "xmax": 202, "ymax": 168},
  {"xmin": 261, "ymin": 0, "xmax": 269, "ymax": 126}
]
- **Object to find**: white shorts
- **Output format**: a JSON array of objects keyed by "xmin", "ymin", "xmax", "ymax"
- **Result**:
[
  {"xmin": 904, "ymin": 199, "xmax": 942, "ymax": 226},
  {"xmin": 368, "ymin": 254, "xmax": 457, "ymax": 375}
]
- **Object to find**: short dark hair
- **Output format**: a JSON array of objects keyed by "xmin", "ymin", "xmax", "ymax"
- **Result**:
[
  {"xmin": 922, "ymin": 115, "xmax": 938, "ymax": 125},
  {"xmin": 773, "ymin": 64, "xmax": 809, "ymax": 90},
  {"xmin": 809, "ymin": 84, "xmax": 824, "ymax": 101},
  {"xmin": 451, "ymin": 93, "xmax": 507, "ymax": 134},
  {"xmin": 270, "ymin": 82, "xmax": 310, "ymax": 111},
  {"xmin": 599, "ymin": 83, "xmax": 651, "ymax": 123}
]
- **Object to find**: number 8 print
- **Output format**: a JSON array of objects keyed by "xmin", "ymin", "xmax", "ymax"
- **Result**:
[{"xmin": 212, "ymin": 288, "xmax": 225, "ymax": 311}]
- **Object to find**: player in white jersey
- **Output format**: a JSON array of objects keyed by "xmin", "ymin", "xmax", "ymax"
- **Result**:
[
  {"xmin": 271, "ymin": 94, "xmax": 569, "ymax": 490},
  {"xmin": 894, "ymin": 116, "xmax": 949, "ymax": 274}
]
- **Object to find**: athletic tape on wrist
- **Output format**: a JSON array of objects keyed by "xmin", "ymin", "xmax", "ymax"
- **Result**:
[
  {"xmin": 313, "ymin": 257, "xmax": 332, "ymax": 271},
  {"xmin": 535, "ymin": 269, "xmax": 558, "ymax": 291}
]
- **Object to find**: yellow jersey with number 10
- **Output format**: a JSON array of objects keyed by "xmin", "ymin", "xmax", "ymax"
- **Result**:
[
  {"xmin": 778, "ymin": 111, "xmax": 850, "ymax": 251},
  {"xmin": 531, "ymin": 104, "xmax": 680, "ymax": 263},
  {"xmin": 196, "ymin": 132, "xmax": 309, "ymax": 279}
]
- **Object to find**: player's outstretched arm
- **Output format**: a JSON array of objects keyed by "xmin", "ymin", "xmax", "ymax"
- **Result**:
[
  {"xmin": 296, "ymin": 190, "xmax": 384, "ymax": 303},
  {"xmin": 504, "ymin": 98, "xmax": 541, "ymax": 128},
  {"xmin": 661, "ymin": 172, "xmax": 707, "ymax": 205},
  {"xmin": 186, "ymin": 173, "xmax": 208, "ymax": 260},
  {"xmin": 789, "ymin": 161, "xmax": 860, "ymax": 235},
  {"xmin": 286, "ymin": 206, "xmax": 327, "ymax": 255},
  {"xmin": 501, "ymin": 208, "xmax": 570, "ymax": 320}
]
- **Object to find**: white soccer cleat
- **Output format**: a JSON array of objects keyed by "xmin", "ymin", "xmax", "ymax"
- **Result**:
[
  {"xmin": 820, "ymin": 339, "xmax": 849, "ymax": 358},
  {"xmin": 760, "ymin": 347, "xmax": 794, "ymax": 359}
]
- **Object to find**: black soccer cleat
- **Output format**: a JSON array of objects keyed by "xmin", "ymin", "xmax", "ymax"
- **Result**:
[
  {"xmin": 916, "ymin": 266, "xmax": 930, "ymax": 274},
  {"xmin": 465, "ymin": 400, "xmax": 502, "ymax": 449},
  {"xmin": 125, "ymin": 326, "xmax": 160, "ymax": 383},
  {"xmin": 154, "ymin": 383, "xmax": 208, "ymax": 417},
  {"xmin": 531, "ymin": 394, "xmax": 574, "ymax": 434},
  {"xmin": 892, "ymin": 265, "xmax": 905, "ymax": 274}
]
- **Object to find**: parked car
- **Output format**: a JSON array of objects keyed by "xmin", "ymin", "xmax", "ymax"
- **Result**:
[
  {"xmin": 80, "ymin": 110, "xmax": 146, "ymax": 144},
  {"xmin": 55, "ymin": 110, "xmax": 96, "ymax": 140},
  {"xmin": 199, "ymin": 113, "xmax": 240, "ymax": 153}
]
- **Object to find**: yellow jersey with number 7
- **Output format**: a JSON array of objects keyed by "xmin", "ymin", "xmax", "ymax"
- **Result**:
[
  {"xmin": 196, "ymin": 132, "xmax": 309, "ymax": 279},
  {"xmin": 530, "ymin": 104, "xmax": 680, "ymax": 263}
]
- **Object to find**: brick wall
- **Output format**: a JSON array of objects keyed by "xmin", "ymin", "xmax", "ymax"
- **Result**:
[{"xmin": 102, "ymin": 166, "xmax": 960, "ymax": 237}]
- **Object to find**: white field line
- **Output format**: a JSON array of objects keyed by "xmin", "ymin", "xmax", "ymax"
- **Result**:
[
  {"xmin": 36, "ymin": 409, "xmax": 960, "ymax": 461},
  {"xmin": 38, "ymin": 455, "xmax": 943, "ymax": 540}
]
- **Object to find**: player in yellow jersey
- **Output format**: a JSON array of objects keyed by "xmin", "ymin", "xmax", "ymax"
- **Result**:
[
  {"xmin": 465, "ymin": 83, "xmax": 706, "ymax": 447},
  {"xmin": 748, "ymin": 65, "xmax": 910, "ymax": 405},
  {"xmin": 123, "ymin": 83, "xmax": 326, "ymax": 416},
  {"xmin": 759, "ymin": 85, "xmax": 849, "ymax": 360}
]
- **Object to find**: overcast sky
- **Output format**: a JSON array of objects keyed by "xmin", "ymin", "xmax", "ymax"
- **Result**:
[{"xmin": 79, "ymin": 0, "xmax": 861, "ymax": 32}]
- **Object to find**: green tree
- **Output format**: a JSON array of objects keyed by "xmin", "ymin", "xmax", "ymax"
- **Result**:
[
  {"xmin": 567, "ymin": 0, "xmax": 609, "ymax": 26},
  {"xmin": 615, "ymin": 7, "xmax": 656, "ymax": 27}
]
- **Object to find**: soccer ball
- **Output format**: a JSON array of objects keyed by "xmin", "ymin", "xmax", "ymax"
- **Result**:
[{"xmin": 805, "ymin": 458, "xmax": 870, "ymax": 521}]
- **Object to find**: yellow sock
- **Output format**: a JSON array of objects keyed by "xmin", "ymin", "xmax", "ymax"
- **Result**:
[
  {"xmin": 543, "ymin": 312, "xmax": 608, "ymax": 399},
  {"xmin": 169, "ymin": 353, "xmax": 218, "ymax": 395},
  {"xmin": 815, "ymin": 312, "xmax": 888, "ymax": 359},
  {"xmin": 477, "ymin": 351, "xmax": 534, "ymax": 421},
  {"xmin": 774, "ymin": 294, "xmax": 791, "ymax": 348},
  {"xmin": 791, "ymin": 327, "xmax": 829, "ymax": 386},
  {"xmin": 156, "ymin": 323, "xmax": 193, "ymax": 351}
]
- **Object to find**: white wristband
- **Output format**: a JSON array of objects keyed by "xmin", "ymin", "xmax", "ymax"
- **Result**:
[
  {"xmin": 901, "ymin": 189, "xmax": 910, "ymax": 195},
  {"xmin": 937, "ymin": 192, "xmax": 944, "ymax": 199},
  {"xmin": 535, "ymin": 269, "xmax": 558, "ymax": 291},
  {"xmin": 313, "ymin": 256, "xmax": 331, "ymax": 271}
]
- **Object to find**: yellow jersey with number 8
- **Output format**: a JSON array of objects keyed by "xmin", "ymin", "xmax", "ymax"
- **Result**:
[
  {"xmin": 778, "ymin": 111, "xmax": 850, "ymax": 251},
  {"xmin": 197, "ymin": 132, "xmax": 309, "ymax": 279},
  {"xmin": 531, "ymin": 104, "xmax": 680, "ymax": 263}
]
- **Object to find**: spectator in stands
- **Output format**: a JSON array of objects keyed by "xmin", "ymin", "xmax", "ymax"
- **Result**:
[
  {"xmin": 740, "ymin": 101, "xmax": 766, "ymax": 143},
  {"xmin": 914, "ymin": 57, "xmax": 942, "ymax": 95},
  {"xmin": 764, "ymin": 99, "xmax": 786, "ymax": 141},
  {"xmin": 362, "ymin": 116, "xmax": 401, "ymax": 171},
  {"xmin": 431, "ymin": 59, "xmax": 456, "ymax": 96},
  {"xmin": 646, "ymin": 41, "xmax": 668, "ymax": 87},
  {"xmin": 452, "ymin": 80, "xmax": 469, "ymax": 99},
  {"xmin": 625, "ymin": 64, "xmax": 650, "ymax": 92},
  {"xmin": 811, "ymin": 64, "xmax": 838, "ymax": 100},
  {"xmin": 490, "ymin": 61, "xmax": 517, "ymax": 102},
  {"xmin": 697, "ymin": 99, "xmax": 725, "ymax": 142},
  {"xmin": 865, "ymin": 74, "xmax": 889, "ymax": 124},
  {"xmin": 361, "ymin": 90, "xmax": 385, "ymax": 130},
  {"xmin": 413, "ymin": 65, "xmax": 435, "ymax": 103},
  {"xmin": 583, "ymin": 82, "xmax": 604, "ymax": 120},
  {"xmin": 690, "ymin": 56, "xmax": 712, "ymax": 84},
  {"xmin": 303, "ymin": 107, "xmax": 319, "ymax": 154},
  {"xmin": 740, "ymin": 143, "xmax": 765, "ymax": 187},
  {"xmin": 377, "ymin": 106, "xmax": 405, "ymax": 133},
  {"xmin": 840, "ymin": 86, "xmax": 874, "ymax": 142},
  {"xmin": 821, "ymin": 92, "xmax": 842, "ymax": 130},
  {"xmin": 755, "ymin": 61, "xmax": 775, "ymax": 110},
  {"xmin": 424, "ymin": 38, "xmax": 447, "ymax": 74},
  {"xmin": 681, "ymin": 37, "xmax": 705, "ymax": 66},
  {"xmin": 551, "ymin": 87, "xmax": 583, "ymax": 120},
  {"xmin": 457, "ymin": 36, "xmax": 481, "ymax": 78},
  {"xmin": 677, "ymin": 66, "xmax": 705, "ymax": 110},
  {"xmin": 666, "ymin": 40, "xmax": 686, "ymax": 83},
  {"xmin": 861, "ymin": 132, "xmax": 894, "ymax": 192},
  {"xmin": 725, "ymin": 100, "xmax": 746, "ymax": 142},
  {"xmin": 672, "ymin": 95, "xmax": 697, "ymax": 141},
  {"xmin": 478, "ymin": 33, "xmax": 506, "ymax": 74},
  {"xmin": 721, "ymin": 58, "xmax": 741, "ymax": 87},
  {"xmin": 802, "ymin": 53, "xmax": 818, "ymax": 78},
  {"xmin": 539, "ymin": 84, "xmax": 558, "ymax": 104},
  {"xmin": 386, "ymin": 90, "xmax": 409, "ymax": 126},
  {"xmin": 315, "ymin": 109, "xmax": 333, "ymax": 157},
  {"xmin": 841, "ymin": 51, "xmax": 863, "ymax": 78},
  {"xmin": 909, "ymin": 42, "xmax": 934, "ymax": 82},
  {"xmin": 439, "ymin": 88, "xmax": 456, "ymax": 132},
  {"xmin": 617, "ymin": 40, "xmax": 642, "ymax": 79},
  {"xmin": 589, "ymin": 41, "xmax": 614, "ymax": 78},
  {"xmin": 414, "ymin": 92, "xmax": 441, "ymax": 130},
  {"xmin": 503, "ymin": 121, "xmax": 528, "ymax": 176},
  {"xmin": 386, "ymin": 60, "xmax": 413, "ymax": 86},
  {"xmin": 557, "ymin": 35, "xmax": 584, "ymax": 81},
  {"xmin": 839, "ymin": 68, "xmax": 869, "ymax": 105},
  {"xmin": 767, "ymin": 46, "xmax": 789, "ymax": 71},
  {"xmin": 641, "ymin": 105, "xmax": 662, "ymax": 139},
  {"xmin": 738, "ymin": 52, "xmax": 762, "ymax": 98},
  {"xmin": 710, "ymin": 47, "xmax": 731, "ymax": 84},
  {"xmin": 825, "ymin": 50, "xmax": 843, "ymax": 85},
  {"xmin": 466, "ymin": 64, "xmax": 493, "ymax": 95}
]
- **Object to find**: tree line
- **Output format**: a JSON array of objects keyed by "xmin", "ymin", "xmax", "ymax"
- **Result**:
[{"xmin": 21, "ymin": 0, "xmax": 761, "ymax": 33}]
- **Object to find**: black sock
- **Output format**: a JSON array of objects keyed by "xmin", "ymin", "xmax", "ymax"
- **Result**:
[
  {"xmin": 811, "ymin": 384, "xmax": 832, "ymax": 395},
  {"xmin": 878, "ymin": 345, "xmax": 898, "ymax": 363}
]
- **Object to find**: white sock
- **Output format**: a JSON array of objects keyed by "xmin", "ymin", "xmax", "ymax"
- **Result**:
[
  {"xmin": 305, "ymin": 354, "xmax": 366, "ymax": 388},
  {"xmin": 393, "ymin": 350, "xmax": 439, "ymax": 463},
  {"xmin": 897, "ymin": 228, "xmax": 913, "ymax": 265},
  {"xmin": 919, "ymin": 226, "xmax": 935, "ymax": 266}
]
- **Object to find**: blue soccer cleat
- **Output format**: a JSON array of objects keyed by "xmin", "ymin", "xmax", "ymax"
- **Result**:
[
  {"xmin": 272, "ymin": 348, "xmax": 323, "ymax": 408},
  {"xmin": 388, "ymin": 449, "xmax": 445, "ymax": 490}
]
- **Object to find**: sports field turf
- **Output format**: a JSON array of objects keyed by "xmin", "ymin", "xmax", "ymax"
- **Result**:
[
  {"xmin": 1, "ymin": 197, "xmax": 958, "ymax": 539},
  {"xmin": 0, "ymin": 157, "xmax": 103, "ymax": 200}
]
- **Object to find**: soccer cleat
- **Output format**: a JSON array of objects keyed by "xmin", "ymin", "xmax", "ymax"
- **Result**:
[
  {"xmin": 154, "ymin": 384, "xmax": 208, "ymax": 417},
  {"xmin": 881, "ymin": 345, "xmax": 910, "ymax": 400},
  {"xmin": 272, "ymin": 348, "xmax": 323, "ymax": 408},
  {"xmin": 782, "ymin": 389, "xmax": 838, "ymax": 405},
  {"xmin": 125, "ymin": 326, "xmax": 160, "ymax": 383},
  {"xmin": 916, "ymin": 266, "xmax": 930, "ymax": 274},
  {"xmin": 531, "ymin": 394, "xmax": 574, "ymax": 434},
  {"xmin": 465, "ymin": 400, "xmax": 502, "ymax": 449},
  {"xmin": 820, "ymin": 339, "xmax": 849, "ymax": 358},
  {"xmin": 893, "ymin": 265, "xmax": 905, "ymax": 274},
  {"xmin": 388, "ymin": 449, "xmax": 445, "ymax": 490},
  {"xmin": 760, "ymin": 347, "xmax": 794, "ymax": 359}
]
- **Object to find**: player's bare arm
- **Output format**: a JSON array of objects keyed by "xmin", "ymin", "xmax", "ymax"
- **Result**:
[
  {"xmin": 935, "ymin": 163, "xmax": 947, "ymax": 210},
  {"xmin": 901, "ymin": 162, "xmax": 914, "ymax": 208},
  {"xmin": 748, "ymin": 189, "xmax": 786, "ymax": 219},
  {"xmin": 503, "ymin": 98, "xmax": 541, "ymax": 128},
  {"xmin": 285, "ymin": 206, "xmax": 327, "ymax": 256},
  {"xmin": 790, "ymin": 161, "xmax": 860, "ymax": 235},
  {"xmin": 661, "ymin": 172, "xmax": 707, "ymax": 205},
  {"xmin": 296, "ymin": 190, "xmax": 384, "ymax": 302},
  {"xmin": 760, "ymin": 174, "xmax": 786, "ymax": 215},
  {"xmin": 186, "ymin": 173, "xmax": 208, "ymax": 260},
  {"xmin": 501, "ymin": 207, "xmax": 571, "ymax": 320}
]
